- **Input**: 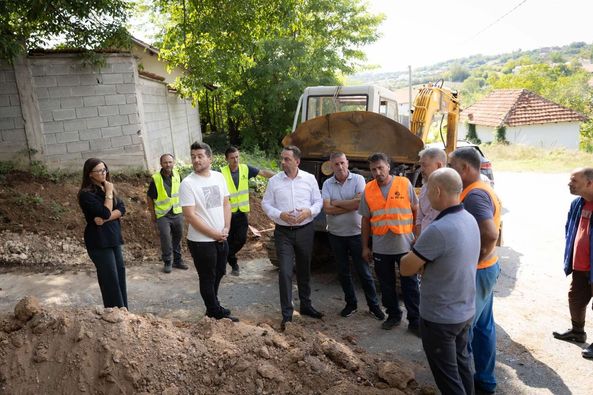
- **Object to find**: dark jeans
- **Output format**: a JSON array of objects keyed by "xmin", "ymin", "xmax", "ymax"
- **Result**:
[
  {"xmin": 87, "ymin": 245, "xmax": 128, "ymax": 309},
  {"xmin": 227, "ymin": 211, "xmax": 248, "ymax": 267},
  {"xmin": 421, "ymin": 317, "xmax": 474, "ymax": 395},
  {"xmin": 328, "ymin": 233, "xmax": 379, "ymax": 308},
  {"xmin": 156, "ymin": 213, "xmax": 184, "ymax": 265},
  {"xmin": 187, "ymin": 239, "xmax": 229, "ymax": 318},
  {"xmin": 373, "ymin": 252, "xmax": 420, "ymax": 325},
  {"xmin": 274, "ymin": 222, "xmax": 315, "ymax": 319}
]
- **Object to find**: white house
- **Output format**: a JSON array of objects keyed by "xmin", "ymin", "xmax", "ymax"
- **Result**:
[{"xmin": 459, "ymin": 89, "xmax": 588, "ymax": 150}]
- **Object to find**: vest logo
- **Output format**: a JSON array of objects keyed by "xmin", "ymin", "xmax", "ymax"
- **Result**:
[{"xmin": 393, "ymin": 191, "xmax": 404, "ymax": 200}]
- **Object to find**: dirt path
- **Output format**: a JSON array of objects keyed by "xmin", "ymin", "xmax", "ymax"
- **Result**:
[{"xmin": 1, "ymin": 171, "xmax": 592, "ymax": 394}]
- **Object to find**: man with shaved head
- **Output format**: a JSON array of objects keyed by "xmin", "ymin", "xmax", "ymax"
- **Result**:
[
  {"xmin": 553, "ymin": 168, "xmax": 593, "ymax": 359},
  {"xmin": 401, "ymin": 168, "xmax": 480, "ymax": 395}
]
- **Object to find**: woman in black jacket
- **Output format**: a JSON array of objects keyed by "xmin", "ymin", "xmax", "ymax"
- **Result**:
[{"xmin": 78, "ymin": 158, "xmax": 128, "ymax": 309}]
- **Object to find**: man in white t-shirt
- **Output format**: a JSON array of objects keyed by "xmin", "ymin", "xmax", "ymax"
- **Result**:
[{"xmin": 179, "ymin": 142, "xmax": 238, "ymax": 322}]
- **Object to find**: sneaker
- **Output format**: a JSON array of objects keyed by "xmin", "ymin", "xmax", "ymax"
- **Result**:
[
  {"xmin": 369, "ymin": 305, "xmax": 386, "ymax": 321},
  {"xmin": 553, "ymin": 328, "xmax": 587, "ymax": 343},
  {"xmin": 381, "ymin": 315, "xmax": 401, "ymax": 330},
  {"xmin": 230, "ymin": 263, "xmax": 240, "ymax": 276},
  {"xmin": 173, "ymin": 261, "xmax": 189, "ymax": 270},
  {"xmin": 582, "ymin": 343, "xmax": 593, "ymax": 359},
  {"xmin": 163, "ymin": 263, "xmax": 172, "ymax": 273},
  {"xmin": 340, "ymin": 304, "xmax": 357, "ymax": 317}
]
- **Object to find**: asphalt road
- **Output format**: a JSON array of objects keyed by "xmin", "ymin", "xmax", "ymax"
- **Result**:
[{"xmin": 1, "ymin": 171, "xmax": 591, "ymax": 394}]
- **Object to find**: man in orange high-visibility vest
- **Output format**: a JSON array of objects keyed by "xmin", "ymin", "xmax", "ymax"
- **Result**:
[
  {"xmin": 359, "ymin": 152, "xmax": 420, "ymax": 335},
  {"xmin": 449, "ymin": 147, "xmax": 502, "ymax": 395}
]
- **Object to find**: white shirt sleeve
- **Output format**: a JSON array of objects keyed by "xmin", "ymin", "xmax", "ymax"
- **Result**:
[
  {"xmin": 179, "ymin": 178, "xmax": 195, "ymax": 207},
  {"xmin": 309, "ymin": 174, "xmax": 323, "ymax": 217},
  {"xmin": 262, "ymin": 175, "xmax": 282, "ymax": 221}
]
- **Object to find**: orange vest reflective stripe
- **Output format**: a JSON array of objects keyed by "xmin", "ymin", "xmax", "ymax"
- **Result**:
[
  {"xmin": 461, "ymin": 181, "xmax": 502, "ymax": 269},
  {"xmin": 365, "ymin": 176, "xmax": 414, "ymax": 235}
]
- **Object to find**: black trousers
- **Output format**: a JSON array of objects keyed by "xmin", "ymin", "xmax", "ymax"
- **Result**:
[
  {"xmin": 187, "ymin": 240, "xmax": 228, "ymax": 318},
  {"xmin": 87, "ymin": 245, "xmax": 128, "ymax": 309},
  {"xmin": 421, "ymin": 317, "xmax": 474, "ymax": 395},
  {"xmin": 274, "ymin": 222, "xmax": 314, "ymax": 319},
  {"xmin": 227, "ymin": 211, "xmax": 248, "ymax": 267}
]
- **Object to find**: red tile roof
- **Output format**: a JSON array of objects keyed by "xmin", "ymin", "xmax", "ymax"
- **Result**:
[{"xmin": 461, "ymin": 89, "xmax": 588, "ymax": 127}]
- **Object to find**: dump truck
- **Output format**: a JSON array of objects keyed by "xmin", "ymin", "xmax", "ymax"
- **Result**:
[{"xmin": 266, "ymin": 82, "xmax": 461, "ymax": 266}]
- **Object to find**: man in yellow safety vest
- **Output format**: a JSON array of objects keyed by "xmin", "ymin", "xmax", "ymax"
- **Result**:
[
  {"xmin": 221, "ymin": 146, "xmax": 275, "ymax": 275},
  {"xmin": 147, "ymin": 153, "xmax": 188, "ymax": 273}
]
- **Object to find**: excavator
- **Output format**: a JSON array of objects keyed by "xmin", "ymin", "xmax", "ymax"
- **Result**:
[{"xmin": 265, "ymin": 82, "xmax": 462, "ymax": 267}]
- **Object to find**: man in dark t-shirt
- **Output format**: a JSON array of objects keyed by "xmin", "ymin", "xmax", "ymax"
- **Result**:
[{"xmin": 220, "ymin": 147, "xmax": 275, "ymax": 275}]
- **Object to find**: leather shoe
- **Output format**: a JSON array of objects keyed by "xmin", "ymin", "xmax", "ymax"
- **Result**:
[
  {"xmin": 300, "ymin": 306, "xmax": 324, "ymax": 319},
  {"xmin": 553, "ymin": 328, "xmax": 587, "ymax": 343},
  {"xmin": 582, "ymin": 343, "xmax": 593, "ymax": 359},
  {"xmin": 280, "ymin": 316, "xmax": 292, "ymax": 331}
]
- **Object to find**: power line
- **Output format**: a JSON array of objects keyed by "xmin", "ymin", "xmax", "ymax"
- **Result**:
[{"xmin": 464, "ymin": 0, "xmax": 529, "ymax": 44}]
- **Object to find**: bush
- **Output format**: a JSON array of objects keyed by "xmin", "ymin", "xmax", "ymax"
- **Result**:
[
  {"xmin": 466, "ymin": 123, "xmax": 481, "ymax": 144},
  {"xmin": 495, "ymin": 126, "xmax": 508, "ymax": 144}
]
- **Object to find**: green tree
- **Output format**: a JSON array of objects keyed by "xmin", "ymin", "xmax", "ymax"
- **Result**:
[
  {"xmin": 447, "ymin": 63, "xmax": 470, "ymax": 82},
  {"xmin": 0, "ymin": 0, "xmax": 131, "ymax": 62},
  {"xmin": 153, "ymin": 0, "xmax": 383, "ymax": 152}
]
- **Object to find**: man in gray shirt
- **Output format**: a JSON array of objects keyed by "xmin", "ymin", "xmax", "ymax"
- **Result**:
[
  {"xmin": 401, "ymin": 168, "xmax": 480, "ymax": 395},
  {"xmin": 359, "ymin": 153, "xmax": 420, "ymax": 333},
  {"xmin": 322, "ymin": 152, "xmax": 384, "ymax": 320}
]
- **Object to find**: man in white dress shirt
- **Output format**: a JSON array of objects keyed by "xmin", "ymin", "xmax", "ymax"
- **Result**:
[{"xmin": 262, "ymin": 145, "xmax": 324, "ymax": 330}]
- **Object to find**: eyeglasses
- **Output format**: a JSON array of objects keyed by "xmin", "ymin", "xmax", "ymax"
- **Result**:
[{"xmin": 91, "ymin": 169, "xmax": 108, "ymax": 174}]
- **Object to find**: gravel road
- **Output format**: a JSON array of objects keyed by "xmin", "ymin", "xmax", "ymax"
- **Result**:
[{"xmin": 1, "ymin": 171, "xmax": 591, "ymax": 394}]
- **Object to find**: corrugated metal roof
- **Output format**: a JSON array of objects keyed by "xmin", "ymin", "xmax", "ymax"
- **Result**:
[{"xmin": 462, "ymin": 89, "xmax": 588, "ymax": 127}]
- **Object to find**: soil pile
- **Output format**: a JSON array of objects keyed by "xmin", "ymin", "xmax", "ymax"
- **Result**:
[
  {"xmin": 0, "ymin": 297, "xmax": 434, "ymax": 395},
  {"xmin": 0, "ymin": 171, "xmax": 272, "ymax": 271}
]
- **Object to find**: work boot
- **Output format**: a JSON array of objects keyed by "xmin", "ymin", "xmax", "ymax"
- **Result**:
[
  {"xmin": 230, "ymin": 263, "xmax": 240, "ymax": 276},
  {"xmin": 553, "ymin": 328, "xmax": 587, "ymax": 343},
  {"xmin": 173, "ymin": 261, "xmax": 189, "ymax": 270},
  {"xmin": 163, "ymin": 262, "xmax": 172, "ymax": 273}
]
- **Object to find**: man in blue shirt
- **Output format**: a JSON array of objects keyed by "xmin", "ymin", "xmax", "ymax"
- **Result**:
[{"xmin": 321, "ymin": 152, "xmax": 384, "ymax": 320}]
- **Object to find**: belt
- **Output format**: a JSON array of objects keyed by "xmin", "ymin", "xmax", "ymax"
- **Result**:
[{"xmin": 275, "ymin": 222, "xmax": 312, "ymax": 231}]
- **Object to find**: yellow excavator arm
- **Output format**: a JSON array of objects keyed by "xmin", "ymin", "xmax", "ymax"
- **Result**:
[{"xmin": 410, "ymin": 82, "xmax": 460, "ymax": 155}]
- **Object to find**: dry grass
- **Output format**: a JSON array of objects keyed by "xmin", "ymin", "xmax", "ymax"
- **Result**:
[{"xmin": 480, "ymin": 144, "xmax": 593, "ymax": 173}]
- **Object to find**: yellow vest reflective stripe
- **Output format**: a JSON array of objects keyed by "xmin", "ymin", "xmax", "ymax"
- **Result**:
[
  {"xmin": 152, "ymin": 169, "xmax": 181, "ymax": 219},
  {"xmin": 460, "ymin": 180, "xmax": 502, "ymax": 269},
  {"xmin": 365, "ymin": 177, "xmax": 414, "ymax": 235},
  {"xmin": 221, "ymin": 164, "xmax": 250, "ymax": 213}
]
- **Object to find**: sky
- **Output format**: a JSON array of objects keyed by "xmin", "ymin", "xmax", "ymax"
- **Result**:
[{"xmin": 364, "ymin": 0, "xmax": 593, "ymax": 72}]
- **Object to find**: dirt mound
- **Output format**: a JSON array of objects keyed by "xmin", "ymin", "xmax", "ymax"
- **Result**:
[
  {"xmin": 0, "ymin": 171, "xmax": 272, "ymax": 270},
  {"xmin": 0, "ymin": 297, "xmax": 434, "ymax": 395}
]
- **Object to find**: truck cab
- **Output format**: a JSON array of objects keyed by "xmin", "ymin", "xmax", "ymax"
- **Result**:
[{"xmin": 292, "ymin": 85, "xmax": 400, "ymax": 132}]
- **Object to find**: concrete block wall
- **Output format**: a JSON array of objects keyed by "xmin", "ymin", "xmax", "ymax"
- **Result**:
[
  {"xmin": 140, "ymin": 77, "xmax": 201, "ymax": 169},
  {"xmin": 29, "ymin": 54, "xmax": 145, "ymax": 169},
  {"xmin": 0, "ymin": 62, "xmax": 28, "ymax": 160}
]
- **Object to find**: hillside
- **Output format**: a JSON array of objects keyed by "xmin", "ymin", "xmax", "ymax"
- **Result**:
[{"xmin": 350, "ymin": 41, "xmax": 593, "ymax": 89}]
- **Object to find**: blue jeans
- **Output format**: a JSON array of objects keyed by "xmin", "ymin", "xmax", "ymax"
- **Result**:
[
  {"xmin": 328, "ymin": 233, "xmax": 379, "ymax": 308},
  {"xmin": 469, "ymin": 261, "xmax": 501, "ymax": 392},
  {"xmin": 373, "ymin": 252, "xmax": 420, "ymax": 325},
  {"xmin": 87, "ymin": 245, "xmax": 128, "ymax": 309}
]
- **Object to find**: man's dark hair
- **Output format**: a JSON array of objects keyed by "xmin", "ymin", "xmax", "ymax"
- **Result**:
[
  {"xmin": 450, "ymin": 147, "xmax": 481, "ymax": 171},
  {"xmin": 368, "ymin": 152, "xmax": 390, "ymax": 164},
  {"xmin": 190, "ymin": 141, "xmax": 212, "ymax": 157},
  {"xmin": 329, "ymin": 151, "xmax": 346, "ymax": 161},
  {"xmin": 283, "ymin": 145, "xmax": 301, "ymax": 160},
  {"xmin": 225, "ymin": 146, "xmax": 239, "ymax": 158},
  {"xmin": 160, "ymin": 153, "xmax": 174, "ymax": 163},
  {"xmin": 583, "ymin": 168, "xmax": 593, "ymax": 182}
]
